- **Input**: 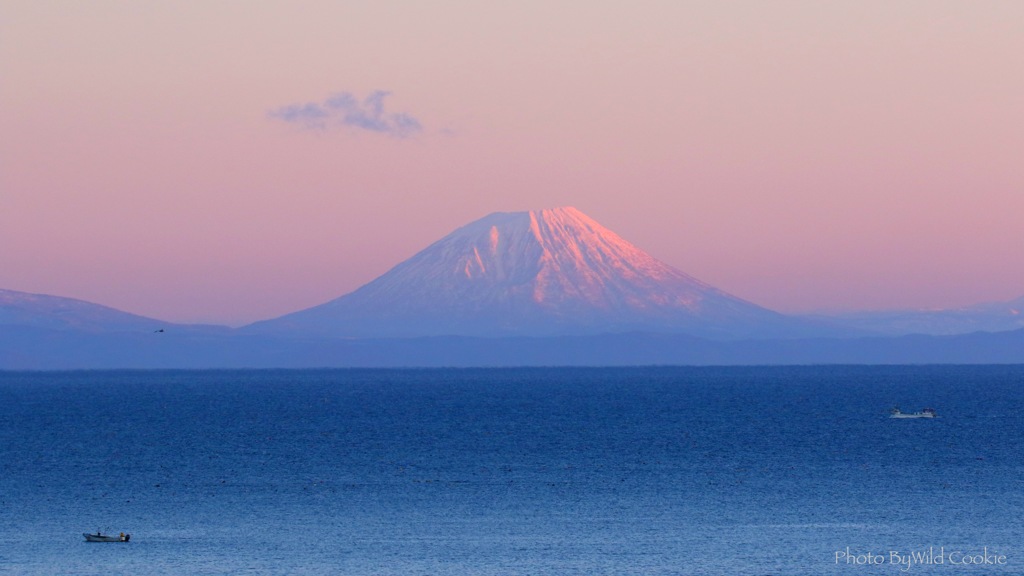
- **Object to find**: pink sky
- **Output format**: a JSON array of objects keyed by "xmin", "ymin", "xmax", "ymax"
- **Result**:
[{"xmin": 2, "ymin": 1, "xmax": 1023, "ymax": 325}]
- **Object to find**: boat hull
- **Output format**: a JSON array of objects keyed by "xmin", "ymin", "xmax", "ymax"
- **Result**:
[
  {"xmin": 890, "ymin": 407, "xmax": 937, "ymax": 419},
  {"xmin": 83, "ymin": 533, "xmax": 129, "ymax": 542}
]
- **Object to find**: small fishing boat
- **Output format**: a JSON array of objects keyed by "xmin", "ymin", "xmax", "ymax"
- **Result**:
[
  {"xmin": 84, "ymin": 531, "xmax": 130, "ymax": 542},
  {"xmin": 890, "ymin": 407, "xmax": 937, "ymax": 419}
]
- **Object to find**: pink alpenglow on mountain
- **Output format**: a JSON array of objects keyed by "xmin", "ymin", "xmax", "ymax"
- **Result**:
[{"xmin": 249, "ymin": 207, "xmax": 803, "ymax": 338}]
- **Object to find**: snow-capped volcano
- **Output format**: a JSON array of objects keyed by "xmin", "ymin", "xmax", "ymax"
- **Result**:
[{"xmin": 249, "ymin": 207, "xmax": 801, "ymax": 338}]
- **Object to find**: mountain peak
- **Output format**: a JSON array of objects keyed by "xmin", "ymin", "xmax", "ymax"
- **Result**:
[{"xmin": 249, "ymin": 207, "xmax": 799, "ymax": 338}]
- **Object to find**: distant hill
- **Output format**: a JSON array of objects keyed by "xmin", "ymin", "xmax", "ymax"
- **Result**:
[
  {"xmin": 2, "ymin": 324, "xmax": 1023, "ymax": 369},
  {"xmin": 0, "ymin": 288, "xmax": 171, "ymax": 333},
  {"xmin": 806, "ymin": 295, "xmax": 1024, "ymax": 336},
  {"xmin": 247, "ymin": 207, "xmax": 834, "ymax": 339}
]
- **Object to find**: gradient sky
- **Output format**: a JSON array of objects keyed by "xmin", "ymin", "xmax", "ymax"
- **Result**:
[{"xmin": 3, "ymin": 1, "xmax": 1023, "ymax": 325}]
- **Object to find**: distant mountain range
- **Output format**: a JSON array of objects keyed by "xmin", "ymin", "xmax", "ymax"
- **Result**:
[
  {"xmin": 2, "ymin": 322, "xmax": 1023, "ymax": 369},
  {"xmin": 802, "ymin": 296, "xmax": 1024, "ymax": 336},
  {"xmin": 2, "ymin": 207, "xmax": 1022, "ymax": 368}
]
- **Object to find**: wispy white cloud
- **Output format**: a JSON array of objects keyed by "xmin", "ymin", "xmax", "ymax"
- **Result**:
[{"xmin": 268, "ymin": 91, "xmax": 422, "ymax": 138}]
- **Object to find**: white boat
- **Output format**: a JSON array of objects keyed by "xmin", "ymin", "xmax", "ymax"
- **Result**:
[
  {"xmin": 890, "ymin": 407, "xmax": 937, "ymax": 419},
  {"xmin": 84, "ymin": 532, "xmax": 130, "ymax": 542}
]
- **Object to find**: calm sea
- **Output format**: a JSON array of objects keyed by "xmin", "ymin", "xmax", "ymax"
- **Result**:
[{"xmin": 0, "ymin": 366, "xmax": 1021, "ymax": 575}]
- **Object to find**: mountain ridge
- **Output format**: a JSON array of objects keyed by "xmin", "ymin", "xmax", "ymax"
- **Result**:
[
  {"xmin": 0, "ymin": 288, "xmax": 171, "ymax": 333},
  {"xmin": 803, "ymin": 295, "xmax": 1024, "ymax": 336},
  {"xmin": 4, "ymin": 323, "xmax": 1023, "ymax": 369}
]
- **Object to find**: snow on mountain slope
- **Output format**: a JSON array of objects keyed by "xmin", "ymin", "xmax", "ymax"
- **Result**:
[{"xmin": 249, "ymin": 207, "xmax": 812, "ymax": 338}]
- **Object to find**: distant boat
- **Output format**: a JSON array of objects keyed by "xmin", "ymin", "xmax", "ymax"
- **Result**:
[
  {"xmin": 84, "ymin": 532, "xmax": 130, "ymax": 542},
  {"xmin": 890, "ymin": 407, "xmax": 937, "ymax": 419}
]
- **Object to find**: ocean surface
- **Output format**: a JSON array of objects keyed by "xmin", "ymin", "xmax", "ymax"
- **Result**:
[{"xmin": 0, "ymin": 366, "xmax": 1021, "ymax": 575}]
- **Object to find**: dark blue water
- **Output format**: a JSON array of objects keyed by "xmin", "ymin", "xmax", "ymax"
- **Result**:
[{"xmin": 1, "ymin": 366, "xmax": 1022, "ymax": 575}]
